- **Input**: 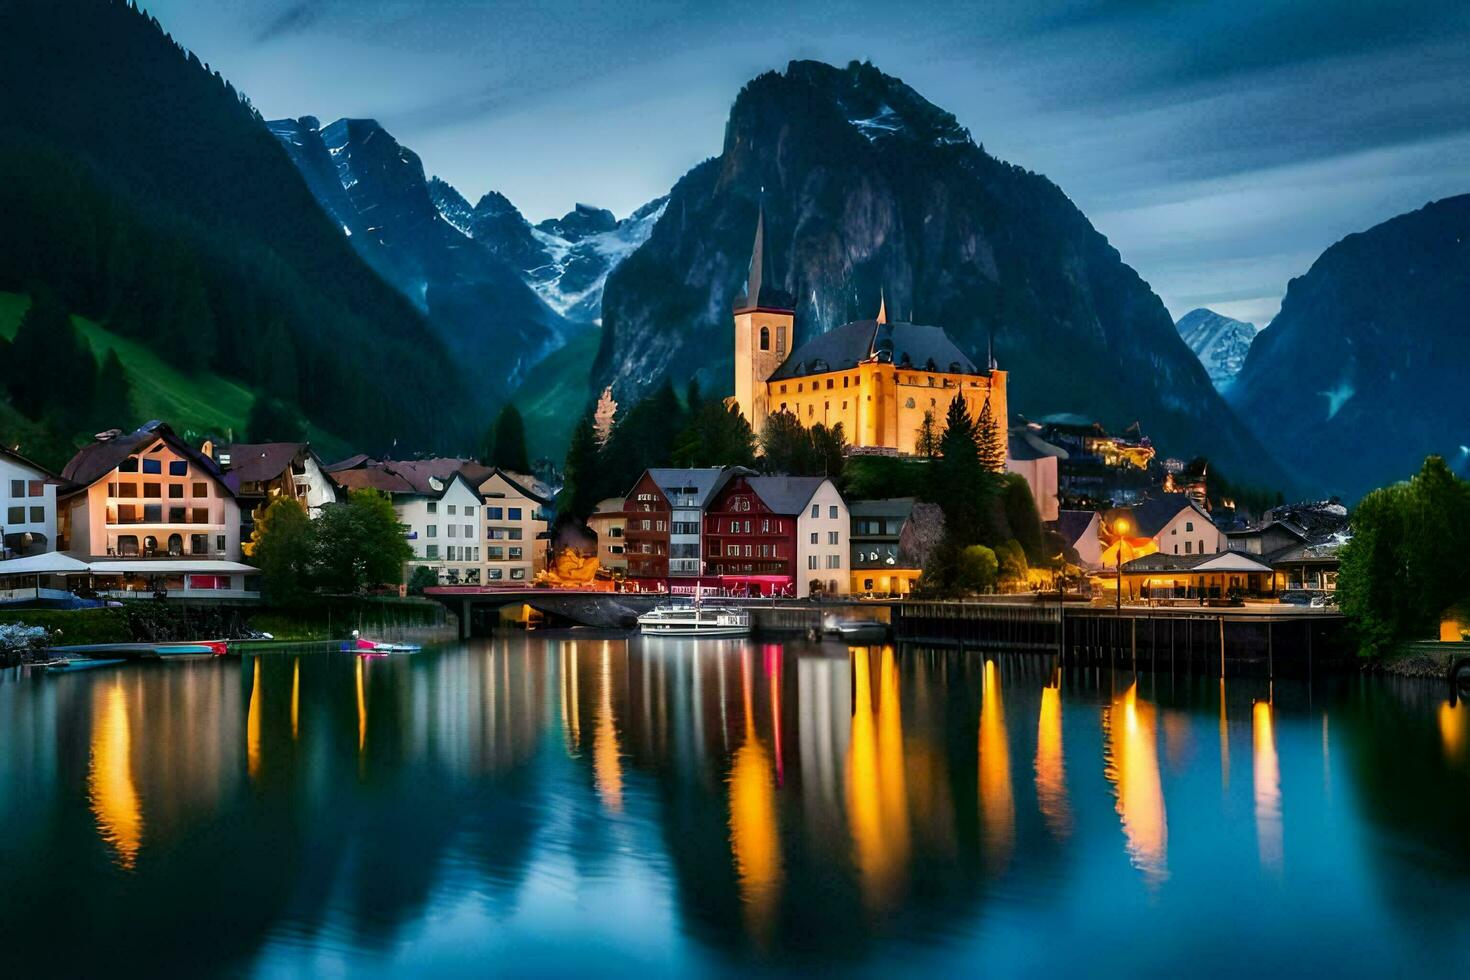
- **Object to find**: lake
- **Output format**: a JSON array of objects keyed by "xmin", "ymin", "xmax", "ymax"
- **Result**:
[{"xmin": 1, "ymin": 636, "xmax": 1467, "ymax": 976}]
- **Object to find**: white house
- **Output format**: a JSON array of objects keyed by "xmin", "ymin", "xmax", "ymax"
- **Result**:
[
  {"xmin": 1126, "ymin": 493, "xmax": 1221, "ymax": 557},
  {"xmin": 795, "ymin": 479, "xmax": 850, "ymax": 597},
  {"xmin": 1, "ymin": 444, "xmax": 57, "ymax": 560}
]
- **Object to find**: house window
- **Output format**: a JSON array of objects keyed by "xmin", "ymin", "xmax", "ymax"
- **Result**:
[
  {"xmin": 426, "ymin": 545, "xmax": 439, "ymax": 559},
  {"xmin": 810, "ymin": 532, "xmax": 818, "ymax": 544},
  {"xmin": 464, "ymin": 505, "xmax": 476, "ymax": 517},
  {"xmin": 142, "ymin": 458, "xmax": 162, "ymax": 474},
  {"xmin": 168, "ymin": 460, "xmax": 188, "ymax": 476},
  {"xmin": 143, "ymin": 505, "xmax": 162, "ymax": 522},
  {"xmin": 28, "ymin": 480, "xmax": 43, "ymax": 497},
  {"xmin": 9, "ymin": 480, "xmax": 23, "ymax": 497},
  {"xmin": 447, "ymin": 504, "xmax": 457, "ymax": 515},
  {"xmin": 29, "ymin": 506, "xmax": 44, "ymax": 523},
  {"xmin": 6, "ymin": 506, "xmax": 23, "ymax": 524},
  {"xmin": 829, "ymin": 505, "xmax": 838, "ymax": 519},
  {"xmin": 191, "ymin": 534, "xmax": 207, "ymax": 554},
  {"xmin": 727, "ymin": 545, "xmax": 740, "ymax": 556},
  {"xmin": 487, "ymin": 568, "xmax": 503, "ymax": 580},
  {"xmin": 488, "ymin": 546, "xmax": 504, "ymax": 560},
  {"xmin": 509, "ymin": 547, "xmax": 523, "ymax": 559},
  {"xmin": 427, "ymin": 502, "xmax": 437, "ymax": 514},
  {"xmin": 119, "ymin": 457, "xmax": 139, "ymax": 473},
  {"xmin": 827, "ymin": 555, "xmax": 841, "ymax": 568},
  {"xmin": 759, "ymin": 325, "xmax": 770, "ymax": 351},
  {"xmin": 143, "ymin": 483, "xmax": 161, "ymax": 498},
  {"xmin": 826, "ymin": 379, "xmax": 834, "ymax": 390},
  {"xmin": 169, "ymin": 485, "xmax": 183, "ymax": 499},
  {"xmin": 808, "ymin": 555, "xmax": 818, "ymax": 570},
  {"xmin": 1185, "ymin": 540, "xmax": 1193, "ymax": 554},
  {"xmin": 192, "ymin": 482, "xmax": 208, "ymax": 498},
  {"xmin": 448, "ymin": 525, "xmax": 458, "ymax": 538},
  {"xmin": 1185, "ymin": 521, "xmax": 1194, "ymax": 532},
  {"xmin": 511, "ymin": 568, "xmax": 526, "ymax": 580},
  {"xmin": 508, "ymin": 507, "xmax": 522, "ymax": 520},
  {"xmin": 117, "ymin": 535, "xmax": 139, "ymax": 556},
  {"xmin": 216, "ymin": 535, "xmax": 226, "ymax": 552},
  {"xmin": 828, "ymin": 531, "xmax": 839, "ymax": 544},
  {"xmin": 427, "ymin": 526, "xmax": 437, "ymax": 538},
  {"xmin": 169, "ymin": 506, "xmax": 186, "ymax": 523},
  {"xmin": 811, "ymin": 504, "xmax": 819, "ymax": 518}
]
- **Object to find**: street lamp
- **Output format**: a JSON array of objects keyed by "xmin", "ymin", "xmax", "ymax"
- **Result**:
[{"xmin": 1113, "ymin": 517, "xmax": 1131, "ymax": 612}]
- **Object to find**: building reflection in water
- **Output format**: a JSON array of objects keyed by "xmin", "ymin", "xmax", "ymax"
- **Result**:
[
  {"xmin": 291, "ymin": 658, "xmax": 300, "ymax": 741},
  {"xmin": 355, "ymin": 655, "xmax": 368, "ymax": 758},
  {"xmin": 846, "ymin": 646, "xmax": 909, "ymax": 910},
  {"xmin": 1219, "ymin": 678, "xmax": 1230, "ymax": 792},
  {"xmin": 1440, "ymin": 700, "xmax": 1466, "ymax": 765},
  {"xmin": 594, "ymin": 642, "xmax": 624, "ymax": 813},
  {"xmin": 247, "ymin": 657, "xmax": 263, "ymax": 780},
  {"xmin": 1035, "ymin": 673, "xmax": 1070, "ymax": 839},
  {"xmin": 89, "ymin": 681, "xmax": 142, "ymax": 870},
  {"xmin": 728, "ymin": 645, "xmax": 781, "ymax": 942},
  {"xmin": 1103, "ymin": 681, "xmax": 1168, "ymax": 885},
  {"xmin": 1253, "ymin": 699, "xmax": 1283, "ymax": 872},
  {"xmin": 561, "ymin": 642, "xmax": 582, "ymax": 753},
  {"xmin": 978, "ymin": 658, "xmax": 1015, "ymax": 872}
]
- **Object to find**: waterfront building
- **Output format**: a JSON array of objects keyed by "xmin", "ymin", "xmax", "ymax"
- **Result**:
[
  {"xmin": 1118, "ymin": 550, "xmax": 1276, "ymax": 601},
  {"xmin": 730, "ymin": 209, "xmax": 1007, "ymax": 457},
  {"xmin": 847, "ymin": 498, "xmax": 922, "ymax": 596},
  {"xmin": 1106, "ymin": 493, "xmax": 1221, "ymax": 564},
  {"xmin": 588, "ymin": 498, "xmax": 628, "ymax": 574},
  {"xmin": 703, "ymin": 474, "xmax": 848, "ymax": 597},
  {"xmin": 205, "ymin": 440, "xmax": 338, "ymax": 543},
  {"xmin": 621, "ymin": 468, "xmax": 732, "ymax": 587},
  {"xmin": 56, "ymin": 421, "xmax": 256, "ymax": 598},
  {"xmin": 476, "ymin": 468, "xmax": 553, "ymax": 584},
  {"xmin": 1, "ymin": 444, "xmax": 57, "ymax": 560}
]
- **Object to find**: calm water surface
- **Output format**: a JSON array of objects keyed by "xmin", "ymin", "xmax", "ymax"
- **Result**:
[{"xmin": 2, "ymin": 637, "xmax": 1468, "ymax": 976}]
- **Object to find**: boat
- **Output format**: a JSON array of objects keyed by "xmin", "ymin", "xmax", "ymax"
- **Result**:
[
  {"xmin": 342, "ymin": 633, "xmax": 422, "ymax": 655},
  {"xmin": 824, "ymin": 617, "xmax": 890, "ymax": 642},
  {"xmin": 45, "ymin": 657, "xmax": 127, "ymax": 674},
  {"xmin": 637, "ymin": 601, "xmax": 751, "ymax": 637},
  {"xmin": 48, "ymin": 640, "xmax": 228, "ymax": 660}
]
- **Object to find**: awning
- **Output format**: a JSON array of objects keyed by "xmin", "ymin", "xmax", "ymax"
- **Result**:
[
  {"xmin": 88, "ymin": 560, "xmax": 258, "ymax": 575},
  {"xmin": 0, "ymin": 552, "xmax": 91, "ymax": 576}
]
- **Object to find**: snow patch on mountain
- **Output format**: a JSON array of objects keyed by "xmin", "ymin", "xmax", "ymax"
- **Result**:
[{"xmin": 1175, "ymin": 308, "xmax": 1259, "ymax": 391}]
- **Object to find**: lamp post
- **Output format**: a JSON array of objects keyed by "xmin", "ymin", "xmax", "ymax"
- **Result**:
[{"xmin": 1112, "ymin": 517, "xmax": 1131, "ymax": 613}]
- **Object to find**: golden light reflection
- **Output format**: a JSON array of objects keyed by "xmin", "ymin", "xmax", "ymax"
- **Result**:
[
  {"xmin": 1103, "ymin": 682, "xmax": 1168, "ymax": 885},
  {"xmin": 845, "ymin": 646, "xmax": 909, "ymax": 909},
  {"xmin": 1219, "ymin": 678, "xmax": 1230, "ymax": 792},
  {"xmin": 247, "ymin": 658, "xmax": 262, "ymax": 780},
  {"xmin": 593, "ymin": 644, "xmax": 624, "ymax": 813},
  {"xmin": 291, "ymin": 657, "xmax": 300, "ymax": 741},
  {"xmin": 89, "ymin": 682, "xmax": 143, "ymax": 870},
  {"xmin": 561, "ymin": 643, "xmax": 582, "ymax": 753},
  {"xmin": 1035, "ymin": 680, "xmax": 1070, "ymax": 839},
  {"xmin": 356, "ymin": 655, "xmax": 367, "ymax": 755},
  {"xmin": 1439, "ymin": 700, "xmax": 1465, "ymax": 764},
  {"xmin": 729, "ymin": 646, "xmax": 781, "ymax": 942},
  {"xmin": 1253, "ymin": 700, "xmax": 1282, "ymax": 872},
  {"xmin": 979, "ymin": 659, "xmax": 1015, "ymax": 870}
]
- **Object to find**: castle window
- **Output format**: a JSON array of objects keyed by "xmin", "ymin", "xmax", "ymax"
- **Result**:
[
  {"xmin": 780, "ymin": 384, "xmax": 787, "ymax": 394},
  {"xmin": 842, "ymin": 401, "xmax": 847, "ymax": 409},
  {"xmin": 826, "ymin": 379, "xmax": 833, "ymax": 390},
  {"xmin": 905, "ymin": 398, "xmax": 915, "ymax": 409},
  {"xmin": 777, "ymin": 325, "xmax": 787, "ymax": 353},
  {"xmin": 808, "ymin": 405, "xmax": 814, "ymax": 416},
  {"xmin": 843, "ymin": 376, "xmax": 849, "ymax": 388},
  {"xmin": 759, "ymin": 326, "xmax": 770, "ymax": 351}
]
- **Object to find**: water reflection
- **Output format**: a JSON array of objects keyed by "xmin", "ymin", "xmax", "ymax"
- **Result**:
[
  {"xmin": 978, "ymin": 658, "xmax": 1015, "ymax": 871},
  {"xmin": 2, "ymin": 641, "xmax": 1468, "ymax": 975},
  {"xmin": 1103, "ymin": 681, "xmax": 1168, "ymax": 885},
  {"xmin": 1035, "ymin": 678, "xmax": 1070, "ymax": 838},
  {"xmin": 1253, "ymin": 699, "xmax": 1283, "ymax": 872},
  {"xmin": 88, "ymin": 681, "xmax": 142, "ymax": 870}
]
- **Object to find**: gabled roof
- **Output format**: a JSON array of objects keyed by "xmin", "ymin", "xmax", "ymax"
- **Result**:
[
  {"xmin": 480, "ymin": 468, "xmax": 554, "ymax": 507},
  {"xmin": 1224, "ymin": 519, "xmax": 1309, "ymax": 543},
  {"xmin": 645, "ymin": 468, "xmax": 730, "ymax": 508},
  {"xmin": 327, "ymin": 457, "xmax": 491, "ymax": 499},
  {"xmin": 1127, "ymin": 493, "xmax": 1210, "ymax": 539},
  {"xmin": 1122, "ymin": 550, "xmax": 1273, "ymax": 575},
  {"xmin": 0, "ymin": 443, "xmax": 57, "ymax": 480},
  {"xmin": 848, "ymin": 497, "xmax": 916, "ymax": 520},
  {"xmin": 220, "ymin": 442, "xmax": 312, "ymax": 487},
  {"xmin": 60, "ymin": 421, "xmax": 230, "ymax": 496},
  {"xmin": 1055, "ymin": 509, "xmax": 1101, "ymax": 545},
  {"xmin": 769, "ymin": 319, "xmax": 981, "ymax": 381},
  {"xmin": 745, "ymin": 476, "xmax": 831, "ymax": 516},
  {"xmin": 1266, "ymin": 539, "xmax": 1346, "ymax": 567}
]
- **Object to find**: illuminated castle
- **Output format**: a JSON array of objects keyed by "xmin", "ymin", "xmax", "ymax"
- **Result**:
[{"xmin": 731, "ymin": 208, "xmax": 1007, "ymax": 457}]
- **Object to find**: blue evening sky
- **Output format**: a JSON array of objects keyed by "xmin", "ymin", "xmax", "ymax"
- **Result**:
[{"xmin": 143, "ymin": 0, "xmax": 1470, "ymax": 326}]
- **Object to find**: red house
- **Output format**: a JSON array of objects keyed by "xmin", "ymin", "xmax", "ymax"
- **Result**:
[
  {"xmin": 703, "ymin": 474, "xmax": 839, "ymax": 597},
  {"xmin": 621, "ymin": 470, "xmax": 671, "ymax": 581}
]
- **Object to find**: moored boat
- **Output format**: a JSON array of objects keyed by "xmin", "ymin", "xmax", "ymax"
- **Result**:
[
  {"xmin": 342, "ymin": 632, "xmax": 422, "ymax": 654},
  {"xmin": 45, "ymin": 657, "xmax": 127, "ymax": 674},
  {"xmin": 637, "ymin": 602, "xmax": 751, "ymax": 637}
]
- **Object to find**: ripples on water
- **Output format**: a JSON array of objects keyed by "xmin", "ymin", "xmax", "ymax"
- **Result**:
[{"xmin": 0, "ymin": 636, "xmax": 1468, "ymax": 976}]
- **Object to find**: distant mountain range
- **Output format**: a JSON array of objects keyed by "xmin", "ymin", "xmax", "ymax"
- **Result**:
[
  {"xmin": 1231, "ymin": 194, "xmax": 1470, "ymax": 500},
  {"xmin": 595, "ymin": 60, "xmax": 1288, "ymax": 488},
  {"xmin": 1175, "ymin": 309, "xmax": 1258, "ymax": 391}
]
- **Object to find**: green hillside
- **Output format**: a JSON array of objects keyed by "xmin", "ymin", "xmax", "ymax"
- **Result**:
[
  {"xmin": 509, "ymin": 329, "xmax": 600, "ymax": 463},
  {"xmin": 0, "ymin": 291, "xmax": 351, "ymax": 461}
]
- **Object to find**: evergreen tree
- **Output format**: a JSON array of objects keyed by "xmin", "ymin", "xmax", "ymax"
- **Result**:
[
  {"xmin": 557, "ymin": 413, "xmax": 603, "ymax": 525},
  {"xmin": 1001, "ymin": 473, "xmax": 1046, "ymax": 562},
  {"xmin": 673, "ymin": 400, "xmax": 757, "ymax": 468},
  {"xmin": 246, "ymin": 394, "xmax": 306, "ymax": 442},
  {"xmin": 932, "ymin": 393, "xmax": 983, "ymax": 546},
  {"xmin": 7, "ymin": 290, "xmax": 97, "ymax": 432},
  {"xmin": 915, "ymin": 409, "xmax": 940, "ymax": 458},
  {"xmin": 976, "ymin": 397, "xmax": 1005, "ymax": 473},
  {"xmin": 96, "ymin": 348, "xmax": 133, "ymax": 429},
  {"xmin": 810, "ymin": 422, "xmax": 848, "ymax": 479},
  {"xmin": 685, "ymin": 376, "xmax": 703, "ymax": 412},
  {"xmin": 760, "ymin": 410, "xmax": 814, "ymax": 474},
  {"xmin": 489, "ymin": 404, "xmax": 531, "ymax": 473}
]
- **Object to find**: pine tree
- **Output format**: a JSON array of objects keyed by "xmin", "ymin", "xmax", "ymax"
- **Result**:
[
  {"xmin": 976, "ymin": 397, "xmax": 1005, "ymax": 473},
  {"xmin": 915, "ymin": 409, "xmax": 940, "ymax": 458},
  {"xmin": 760, "ymin": 410, "xmax": 814, "ymax": 474},
  {"xmin": 933, "ymin": 393, "xmax": 983, "ymax": 547},
  {"xmin": 557, "ymin": 413, "xmax": 603, "ymax": 526},
  {"xmin": 490, "ymin": 404, "xmax": 531, "ymax": 473},
  {"xmin": 673, "ymin": 400, "xmax": 757, "ymax": 468}
]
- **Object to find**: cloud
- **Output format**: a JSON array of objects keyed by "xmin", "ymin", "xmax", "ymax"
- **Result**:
[{"xmin": 254, "ymin": 2, "xmax": 321, "ymax": 44}]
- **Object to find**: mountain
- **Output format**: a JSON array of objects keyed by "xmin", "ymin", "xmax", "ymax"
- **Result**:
[
  {"xmin": 1230, "ymin": 195, "xmax": 1470, "ymax": 500},
  {"xmin": 428, "ymin": 181, "xmax": 667, "ymax": 325},
  {"xmin": 596, "ymin": 60, "xmax": 1289, "ymax": 487},
  {"xmin": 1175, "ymin": 308, "xmax": 1258, "ymax": 391},
  {"xmin": 267, "ymin": 117, "xmax": 575, "ymax": 395},
  {"xmin": 0, "ymin": 0, "xmax": 466, "ymax": 453}
]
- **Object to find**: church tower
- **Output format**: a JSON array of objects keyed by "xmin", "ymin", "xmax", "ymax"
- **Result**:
[{"xmin": 732, "ymin": 203, "xmax": 795, "ymax": 434}]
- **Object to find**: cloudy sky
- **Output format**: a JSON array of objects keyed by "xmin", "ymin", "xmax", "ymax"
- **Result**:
[{"xmin": 146, "ymin": 0, "xmax": 1470, "ymax": 326}]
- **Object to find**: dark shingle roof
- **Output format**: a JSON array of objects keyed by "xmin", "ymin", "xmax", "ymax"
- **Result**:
[
  {"xmin": 848, "ymin": 498, "xmax": 916, "ymax": 520},
  {"xmin": 222, "ymin": 443, "xmax": 309, "ymax": 486},
  {"xmin": 769, "ymin": 320, "xmax": 980, "ymax": 381},
  {"xmin": 60, "ymin": 421, "xmax": 229, "ymax": 496},
  {"xmin": 646, "ymin": 468, "xmax": 730, "ymax": 509},
  {"xmin": 1127, "ymin": 494, "xmax": 1207, "ymax": 539},
  {"xmin": 747, "ymin": 476, "xmax": 829, "ymax": 515},
  {"xmin": 327, "ymin": 457, "xmax": 493, "ymax": 498}
]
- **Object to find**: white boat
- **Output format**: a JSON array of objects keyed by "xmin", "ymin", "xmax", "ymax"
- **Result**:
[{"xmin": 637, "ymin": 601, "xmax": 750, "ymax": 637}]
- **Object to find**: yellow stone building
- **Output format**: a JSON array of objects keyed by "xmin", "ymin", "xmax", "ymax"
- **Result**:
[{"xmin": 731, "ymin": 209, "xmax": 1007, "ymax": 456}]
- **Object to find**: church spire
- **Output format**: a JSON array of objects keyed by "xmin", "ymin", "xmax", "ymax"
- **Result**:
[
  {"xmin": 734, "ymin": 189, "xmax": 793, "ymax": 313},
  {"xmin": 876, "ymin": 289, "xmax": 888, "ymax": 325}
]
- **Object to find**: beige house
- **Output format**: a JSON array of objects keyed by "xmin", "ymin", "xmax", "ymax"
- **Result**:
[
  {"xmin": 477, "ymin": 469, "xmax": 552, "ymax": 584},
  {"xmin": 57, "ymin": 421, "xmax": 255, "ymax": 598},
  {"xmin": 588, "ymin": 497, "xmax": 627, "ymax": 573}
]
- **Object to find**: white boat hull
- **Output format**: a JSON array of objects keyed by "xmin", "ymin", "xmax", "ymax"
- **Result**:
[
  {"xmin": 640, "ymin": 624, "xmax": 751, "ymax": 637},
  {"xmin": 637, "ymin": 604, "xmax": 751, "ymax": 637}
]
